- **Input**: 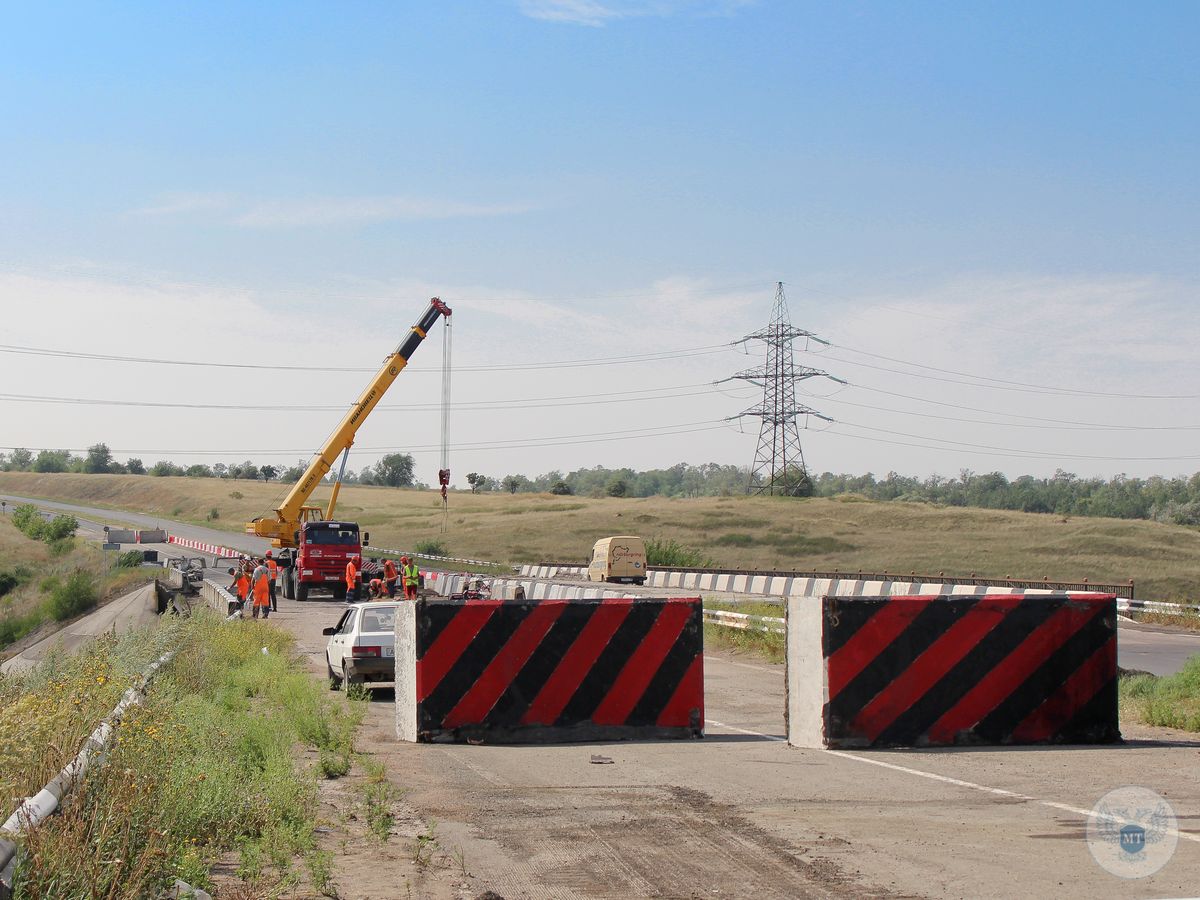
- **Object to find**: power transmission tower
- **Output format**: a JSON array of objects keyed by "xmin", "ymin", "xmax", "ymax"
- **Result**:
[{"xmin": 719, "ymin": 282, "xmax": 844, "ymax": 496}]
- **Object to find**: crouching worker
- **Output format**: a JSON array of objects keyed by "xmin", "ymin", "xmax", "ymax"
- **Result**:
[
  {"xmin": 227, "ymin": 567, "xmax": 249, "ymax": 617},
  {"xmin": 368, "ymin": 577, "xmax": 385, "ymax": 600}
]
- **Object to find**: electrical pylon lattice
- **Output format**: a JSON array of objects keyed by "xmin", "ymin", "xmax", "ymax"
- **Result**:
[{"xmin": 721, "ymin": 283, "xmax": 843, "ymax": 495}]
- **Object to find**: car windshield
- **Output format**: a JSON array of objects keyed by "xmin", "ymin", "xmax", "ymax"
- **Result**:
[
  {"xmin": 307, "ymin": 527, "xmax": 359, "ymax": 546},
  {"xmin": 360, "ymin": 608, "xmax": 396, "ymax": 633}
]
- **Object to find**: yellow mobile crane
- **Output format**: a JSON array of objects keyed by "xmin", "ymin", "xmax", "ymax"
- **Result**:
[{"xmin": 246, "ymin": 298, "xmax": 452, "ymax": 600}]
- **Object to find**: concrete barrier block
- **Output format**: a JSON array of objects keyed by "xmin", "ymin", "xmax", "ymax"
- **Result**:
[
  {"xmin": 395, "ymin": 597, "xmax": 704, "ymax": 743},
  {"xmin": 106, "ymin": 529, "xmax": 136, "ymax": 544},
  {"xmin": 135, "ymin": 529, "xmax": 168, "ymax": 544},
  {"xmin": 786, "ymin": 593, "xmax": 1119, "ymax": 749}
]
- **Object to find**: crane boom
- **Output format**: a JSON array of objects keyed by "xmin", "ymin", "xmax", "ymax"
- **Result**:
[{"xmin": 246, "ymin": 298, "xmax": 452, "ymax": 547}]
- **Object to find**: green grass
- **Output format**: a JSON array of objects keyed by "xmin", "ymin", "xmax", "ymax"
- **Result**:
[
  {"xmin": 1120, "ymin": 656, "xmax": 1200, "ymax": 731},
  {"xmin": 703, "ymin": 600, "xmax": 785, "ymax": 663},
  {"xmin": 9, "ymin": 612, "xmax": 364, "ymax": 899}
]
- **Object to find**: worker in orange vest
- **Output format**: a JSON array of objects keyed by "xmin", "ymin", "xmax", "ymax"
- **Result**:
[
  {"xmin": 265, "ymin": 550, "xmax": 279, "ymax": 611},
  {"xmin": 227, "ymin": 566, "xmax": 250, "ymax": 618},
  {"xmin": 383, "ymin": 557, "xmax": 398, "ymax": 599},
  {"xmin": 251, "ymin": 558, "xmax": 271, "ymax": 619},
  {"xmin": 346, "ymin": 556, "xmax": 361, "ymax": 603}
]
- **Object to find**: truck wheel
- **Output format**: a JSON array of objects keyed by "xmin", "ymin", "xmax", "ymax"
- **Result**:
[
  {"xmin": 282, "ymin": 568, "xmax": 295, "ymax": 600},
  {"xmin": 327, "ymin": 656, "xmax": 343, "ymax": 691},
  {"xmin": 332, "ymin": 584, "xmax": 347, "ymax": 601},
  {"xmin": 297, "ymin": 580, "xmax": 309, "ymax": 602}
]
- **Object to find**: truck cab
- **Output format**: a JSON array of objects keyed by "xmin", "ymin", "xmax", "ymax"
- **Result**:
[{"xmin": 280, "ymin": 520, "xmax": 368, "ymax": 601}]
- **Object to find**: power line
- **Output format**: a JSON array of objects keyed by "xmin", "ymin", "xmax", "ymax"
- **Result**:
[
  {"xmin": 0, "ymin": 383, "xmax": 738, "ymax": 413},
  {"xmin": 831, "ymin": 419, "xmax": 1200, "ymax": 462},
  {"xmin": 0, "ymin": 342, "xmax": 734, "ymax": 374},
  {"xmin": 827, "ymin": 345, "xmax": 1200, "ymax": 400},
  {"xmin": 805, "ymin": 391, "xmax": 1200, "ymax": 431}
]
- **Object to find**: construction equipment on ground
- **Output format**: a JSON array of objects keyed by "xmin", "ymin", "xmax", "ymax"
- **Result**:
[{"xmin": 244, "ymin": 298, "xmax": 452, "ymax": 601}]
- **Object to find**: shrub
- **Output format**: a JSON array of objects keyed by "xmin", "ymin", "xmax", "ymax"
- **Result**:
[
  {"xmin": 11, "ymin": 504, "xmax": 44, "ymax": 539},
  {"xmin": 229, "ymin": 491, "xmax": 243, "ymax": 500},
  {"xmin": 645, "ymin": 538, "xmax": 715, "ymax": 568},
  {"xmin": 0, "ymin": 566, "xmax": 32, "ymax": 598},
  {"xmin": 207, "ymin": 507, "xmax": 220, "ymax": 521},
  {"xmin": 45, "ymin": 514, "xmax": 80, "ymax": 541},
  {"xmin": 47, "ymin": 571, "xmax": 98, "ymax": 621},
  {"xmin": 118, "ymin": 550, "xmax": 145, "ymax": 568},
  {"xmin": 0, "ymin": 610, "xmax": 43, "ymax": 648},
  {"xmin": 413, "ymin": 540, "xmax": 448, "ymax": 557}
]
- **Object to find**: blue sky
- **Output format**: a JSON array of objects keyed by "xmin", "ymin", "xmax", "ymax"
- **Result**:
[{"xmin": 1, "ymin": 1, "xmax": 1198, "ymax": 483}]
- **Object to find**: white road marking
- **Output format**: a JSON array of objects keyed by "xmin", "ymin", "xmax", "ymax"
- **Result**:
[
  {"xmin": 707, "ymin": 719, "xmax": 787, "ymax": 742},
  {"xmin": 708, "ymin": 720, "xmax": 1200, "ymax": 845}
]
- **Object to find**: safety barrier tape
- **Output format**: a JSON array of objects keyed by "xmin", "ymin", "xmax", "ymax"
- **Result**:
[{"xmin": 167, "ymin": 534, "xmax": 242, "ymax": 558}]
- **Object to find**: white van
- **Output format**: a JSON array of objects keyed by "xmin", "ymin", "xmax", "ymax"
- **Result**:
[{"xmin": 587, "ymin": 535, "xmax": 647, "ymax": 585}]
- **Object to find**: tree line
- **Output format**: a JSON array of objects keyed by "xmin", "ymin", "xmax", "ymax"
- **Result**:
[
  {"xmin": 0, "ymin": 445, "xmax": 420, "ymax": 488},
  {"xmin": 3, "ymin": 445, "xmax": 1198, "ymax": 526}
]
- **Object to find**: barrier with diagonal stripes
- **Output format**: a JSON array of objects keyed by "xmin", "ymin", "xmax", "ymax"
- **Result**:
[
  {"xmin": 787, "ymin": 593, "xmax": 1119, "ymax": 748},
  {"xmin": 395, "ymin": 597, "xmax": 704, "ymax": 743}
]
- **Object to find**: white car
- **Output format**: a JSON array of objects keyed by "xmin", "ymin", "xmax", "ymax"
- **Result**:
[{"xmin": 323, "ymin": 601, "xmax": 401, "ymax": 689}]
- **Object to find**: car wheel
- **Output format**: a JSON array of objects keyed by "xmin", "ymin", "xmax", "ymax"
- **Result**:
[{"xmin": 327, "ymin": 655, "xmax": 343, "ymax": 690}]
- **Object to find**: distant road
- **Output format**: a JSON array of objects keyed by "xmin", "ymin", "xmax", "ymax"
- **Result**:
[
  {"xmin": 0, "ymin": 582, "xmax": 160, "ymax": 675},
  {"xmin": 4, "ymin": 493, "xmax": 1199, "ymax": 676},
  {"xmin": 0, "ymin": 493, "xmax": 271, "ymax": 556}
]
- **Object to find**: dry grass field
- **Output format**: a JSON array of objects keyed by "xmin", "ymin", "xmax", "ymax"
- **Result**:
[{"xmin": 2, "ymin": 472, "xmax": 1198, "ymax": 600}]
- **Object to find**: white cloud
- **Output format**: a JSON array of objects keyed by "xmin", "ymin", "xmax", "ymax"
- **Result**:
[
  {"xmin": 234, "ymin": 196, "xmax": 534, "ymax": 228},
  {"xmin": 128, "ymin": 191, "xmax": 236, "ymax": 217},
  {"xmin": 517, "ymin": 0, "xmax": 754, "ymax": 26}
]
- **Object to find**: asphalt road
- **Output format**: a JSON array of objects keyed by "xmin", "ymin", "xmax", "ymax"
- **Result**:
[{"xmin": 262, "ymin": 596, "xmax": 1200, "ymax": 899}]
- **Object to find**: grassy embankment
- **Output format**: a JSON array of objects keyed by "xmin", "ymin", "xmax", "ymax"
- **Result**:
[
  {"xmin": 3, "ymin": 612, "xmax": 364, "ymax": 898},
  {"xmin": 0, "ymin": 511, "xmax": 155, "ymax": 650},
  {"xmin": 1120, "ymin": 658, "xmax": 1200, "ymax": 733},
  {"xmin": 3, "ymin": 472, "xmax": 1198, "ymax": 599}
]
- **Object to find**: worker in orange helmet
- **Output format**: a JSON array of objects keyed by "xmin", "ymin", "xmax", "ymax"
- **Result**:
[
  {"xmin": 346, "ymin": 555, "xmax": 361, "ymax": 603},
  {"xmin": 383, "ymin": 556, "xmax": 398, "ymax": 599},
  {"xmin": 265, "ymin": 550, "xmax": 279, "ymax": 611},
  {"xmin": 250, "ymin": 557, "xmax": 272, "ymax": 619},
  {"xmin": 402, "ymin": 555, "xmax": 420, "ymax": 600}
]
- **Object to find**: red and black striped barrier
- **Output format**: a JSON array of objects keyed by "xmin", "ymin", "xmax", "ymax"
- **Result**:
[
  {"xmin": 787, "ymin": 593, "xmax": 1118, "ymax": 748},
  {"xmin": 395, "ymin": 597, "xmax": 704, "ymax": 743}
]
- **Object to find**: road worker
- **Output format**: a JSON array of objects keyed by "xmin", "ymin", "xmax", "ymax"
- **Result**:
[
  {"xmin": 250, "ymin": 558, "xmax": 271, "ymax": 619},
  {"xmin": 265, "ymin": 550, "xmax": 279, "ymax": 611},
  {"xmin": 346, "ymin": 555, "xmax": 361, "ymax": 603},
  {"xmin": 383, "ymin": 557, "xmax": 398, "ymax": 598},
  {"xmin": 402, "ymin": 556, "xmax": 420, "ymax": 600},
  {"xmin": 368, "ymin": 576, "xmax": 385, "ymax": 600},
  {"xmin": 227, "ymin": 566, "xmax": 249, "ymax": 617}
]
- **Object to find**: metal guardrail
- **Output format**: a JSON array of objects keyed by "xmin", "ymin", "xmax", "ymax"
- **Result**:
[
  {"xmin": 0, "ymin": 585, "xmax": 242, "ymax": 889},
  {"xmin": 703, "ymin": 609, "xmax": 785, "ymax": 634},
  {"xmin": 700, "ymin": 598, "xmax": 1198, "ymax": 641},
  {"xmin": 534, "ymin": 562, "xmax": 1136, "ymax": 600},
  {"xmin": 371, "ymin": 546, "xmax": 515, "ymax": 570},
  {"xmin": 0, "ymin": 649, "xmax": 176, "ymax": 886}
]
